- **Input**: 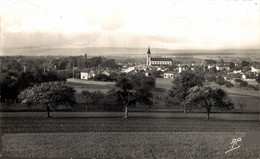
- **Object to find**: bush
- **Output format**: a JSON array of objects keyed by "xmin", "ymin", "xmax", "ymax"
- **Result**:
[
  {"xmin": 215, "ymin": 76, "xmax": 225, "ymax": 85},
  {"xmin": 153, "ymin": 92, "xmax": 180, "ymax": 106},
  {"xmin": 205, "ymin": 75, "xmax": 216, "ymax": 83},
  {"xmin": 76, "ymin": 90, "xmax": 121, "ymax": 111},
  {"xmin": 234, "ymin": 78, "xmax": 242, "ymax": 84},
  {"xmin": 76, "ymin": 90, "xmax": 105, "ymax": 105},
  {"xmin": 239, "ymin": 81, "xmax": 248, "ymax": 87},
  {"xmin": 224, "ymin": 81, "xmax": 234, "ymax": 88},
  {"xmin": 92, "ymin": 74, "xmax": 112, "ymax": 81},
  {"xmin": 103, "ymin": 94, "xmax": 123, "ymax": 111},
  {"xmin": 246, "ymin": 85, "xmax": 259, "ymax": 91}
]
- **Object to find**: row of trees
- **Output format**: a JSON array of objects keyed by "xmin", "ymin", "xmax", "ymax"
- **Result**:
[
  {"xmin": 18, "ymin": 71, "xmax": 233, "ymax": 120},
  {"xmin": 18, "ymin": 73, "xmax": 155, "ymax": 118},
  {"xmin": 204, "ymin": 59, "xmax": 253, "ymax": 70}
]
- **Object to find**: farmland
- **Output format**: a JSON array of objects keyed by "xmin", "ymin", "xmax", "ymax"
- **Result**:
[
  {"xmin": 1, "ymin": 117, "xmax": 259, "ymax": 158},
  {"xmin": 2, "ymin": 132, "xmax": 259, "ymax": 159}
]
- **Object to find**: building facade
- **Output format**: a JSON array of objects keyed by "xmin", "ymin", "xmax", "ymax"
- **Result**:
[
  {"xmin": 80, "ymin": 72, "xmax": 89, "ymax": 80},
  {"xmin": 146, "ymin": 47, "xmax": 173, "ymax": 66},
  {"xmin": 164, "ymin": 72, "xmax": 176, "ymax": 79}
]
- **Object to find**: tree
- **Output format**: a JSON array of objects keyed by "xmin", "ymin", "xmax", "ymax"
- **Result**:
[
  {"xmin": 169, "ymin": 71, "xmax": 205, "ymax": 113},
  {"xmin": 234, "ymin": 78, "xmax": 242, "ymax": 84},
  {"xmin": 239, "ymin": 81, "xmax": 248, "ymax": 87},
  {"xmin": 114, "ymin": 74, "xmax": 155, "ymax": 118},
  {"xmin": 186, "ymin": 86, "xmax": 234, "ymax": 120},
  {"xmin": 204, "ymin": 59, "xmax": 216, "ymax": 65},
  {"xmin": 229, "ymin": 62, "xmax": 235, "ymax": 69},
  {"xmin": 92, "ymin": 74, "xmax": 111, "ymax": 81},
  {"xmin": 241, "ymin": 60, "xmax": 250, "ymax": 68},
  {"xmin": 39, "ymin": 71, "xmax": 67, "ymax": 83},
  {"xmin": 224, "ymin": 81, "xmax": 234, "ymax": 88},
  {"xmin": 101, "ymin": 59, "xmax": 119, "ymax": 68},
  {"xmin": 0, "ymin": 73, "xmax": 19, "ymax": 102},
  {"xmin": 205, "ymin": 75, "xmax": 216, "ymax": 83},
  {"xmin": 215, "ymin": 76, "xmax": 225, "ymax": 86},
  {"xmin": 256, "ymin": 73, "xmax": 260, "ymax": 87},
  {"xmin": 208, "ymin": 67, "xmax": 217, "ymax": 74},
  {"xmin": 19, "ymin": 82, "xmax": 75, "ymax": 117}
]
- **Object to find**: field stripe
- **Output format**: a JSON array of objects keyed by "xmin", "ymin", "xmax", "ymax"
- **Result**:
[{"xmin": 1, "ymin": 132, "xmax": 258, "ymax": 159}]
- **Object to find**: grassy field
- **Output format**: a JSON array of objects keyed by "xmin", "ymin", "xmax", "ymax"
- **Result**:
[
  {"xmin": 155, "ymin": 78, "xmax": 173, "ymax": 90},
  {"xmin": 66, "ymin": 78, "xmax": 115, "ymax": 93},
  {"xmin": 1, "ymin": 117, "xmax": 259, "ymax": 158},
  {"xmin": 2, "ymin": 132, "xmax": 259, "ymax": 159},
  {"xmin": 1, "ymin": 117, "xmax": 259, "ymax": 133}
]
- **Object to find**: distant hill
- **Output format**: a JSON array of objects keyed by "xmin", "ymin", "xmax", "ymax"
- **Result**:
[
  {"xmin": 1, "ymin": 47, "xmax": 260, "ymax": 58},
  {"xmin": 0, "ymin": 47, "xmax": 172, "ymax": 57}
]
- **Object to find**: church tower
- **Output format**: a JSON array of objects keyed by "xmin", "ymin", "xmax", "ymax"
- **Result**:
[{"xmin": 146, "ymin": 46, "xmax": 151, "ymax": 66}]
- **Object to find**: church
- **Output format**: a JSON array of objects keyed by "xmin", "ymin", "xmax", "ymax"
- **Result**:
[{"xmin": 146, "ymin": 47, "xmax": 173, "ymax": 66}]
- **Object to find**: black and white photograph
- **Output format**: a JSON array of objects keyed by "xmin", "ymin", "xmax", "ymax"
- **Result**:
[{"xmin": 0, "ymin": 0, "xmax": 259, "ymax": 158}]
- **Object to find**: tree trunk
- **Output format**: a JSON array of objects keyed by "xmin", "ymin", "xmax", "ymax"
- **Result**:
[
  {"xmin": 206, "ymin": 107, "xmax": 211, "ymax": 120},
  {"xmin": 183, "ymin": 103, "xmax": 187, "ymax": 113},
  {"xmin": 124, "ymin": 105, "xmax": 128, "ymax": 118},
  {"xmin": 47, "ymin": 105, "xmax": 50, "ymax": 118}
]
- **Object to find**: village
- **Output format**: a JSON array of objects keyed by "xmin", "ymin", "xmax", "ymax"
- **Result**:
[
  {"xmin": 79, "ymin": 47, "xmax": 260, "ymax": 90},
  {"xmin": 1, "ymin": 0, "xmax": 260, "ymax": 158}
]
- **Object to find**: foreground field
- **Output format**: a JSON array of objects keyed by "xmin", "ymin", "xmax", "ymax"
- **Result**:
[
  {"xmin": 2, "ymin": 132, "xmax": 259, "ymax": 159},
  {"xmin": 1, "ymin": 117, "xmax": 259, "ymax": 158}
]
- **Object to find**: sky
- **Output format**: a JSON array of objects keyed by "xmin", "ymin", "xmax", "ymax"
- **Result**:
[{"xmin": 0, "ymin": 0, "xmax": 259, "ymax": 49}]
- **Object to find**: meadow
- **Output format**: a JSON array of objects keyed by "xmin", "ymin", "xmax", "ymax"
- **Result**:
[
  {"xmin": 1, "ymin": 117, "xmax": 259, "ymax": 158},
  {"xmin": 66, "ymin": 78, "xmax": 115, "ymax": 93},
  {"xmin": 2, "ymin": 132, "xmax": 259, "ymax": 159}
]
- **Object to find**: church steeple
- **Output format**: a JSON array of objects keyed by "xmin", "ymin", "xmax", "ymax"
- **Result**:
[
  {"xmin": 146, "ymin": 46, "xmax": 151, "ymax": 66},
  {"xmin": 147, "ymin": 46, "xmax": 151, "ymax": 54}
]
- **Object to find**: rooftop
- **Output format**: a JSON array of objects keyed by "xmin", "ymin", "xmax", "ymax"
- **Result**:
[{"xmin": 151, "ymin": 58, "xmax": 173, "ymax": 61}]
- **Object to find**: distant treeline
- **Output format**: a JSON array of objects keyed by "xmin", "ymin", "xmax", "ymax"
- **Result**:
[{"xmin": 0, "ymin": 55, "xmax": 120, "ymax": 102}]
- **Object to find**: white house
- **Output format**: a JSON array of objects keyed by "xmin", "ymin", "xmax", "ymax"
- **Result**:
[
  {"xmin": 207, "ymin": 65, "xmax": 215, "ymax": 69},
  {"xmin": 164, "ymin": 72, "xmax": 175, "ymax": 79},
  {"xmin": 178, "ymin": 65, "xmax": 190, "ymax": 73},
  {"xmin": 80, "ymin": 72, "xmax": 89, "ymax": 80},
  {"xmin": 251, "ymin": 66, "xmax": 260, "ymax": 74},
  {"xmin": 121, "ymin": 66, "xmax": 135, "ymax": 73},
  {"xmin": 233, "ymin": 70, "xmax": 242, "ymax": 74},
  {"xmin": 216, "ymin": 65, "xmax": 230, "ymax": 71},
  {"xmin": 102, "ymin": 70, "xmax": 110, "ymax": 76}
]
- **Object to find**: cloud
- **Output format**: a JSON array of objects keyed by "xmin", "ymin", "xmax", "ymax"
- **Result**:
[
  {"xmin": 148, "ymin": 35, "xmax": 186, "ymax": 44},
  {"xmin": 1, "ymin": 0, "xmax": 259, "ymax": 49},
  {"xmin": 2, "ymin": 32, "xmax": 61, "ymax": 48}
]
